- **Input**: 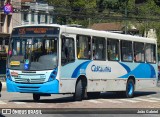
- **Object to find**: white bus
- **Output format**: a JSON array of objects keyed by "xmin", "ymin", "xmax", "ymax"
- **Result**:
[{"xmin": 6, "ymin": 24, "xmax": 158, "ymax": 101}]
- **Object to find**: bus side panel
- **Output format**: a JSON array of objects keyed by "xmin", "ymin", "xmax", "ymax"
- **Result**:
[
  {"xmin": 59, "ymin": 79, "xmax": 77, "ymax": 93},
  {"xmin": 60, "ymin": 60, "xmax": 91, "ymax": 93},
  {"xmin": 135, "ymin": 79, "xmax": 157, "ymax": 90},
  {"xmin": 87, "ymin": 79, "xmax": 127, "ymax": 92},
  {"xmin": 86, "ymin": 61, "xmax": 157, "ymax": 92}
]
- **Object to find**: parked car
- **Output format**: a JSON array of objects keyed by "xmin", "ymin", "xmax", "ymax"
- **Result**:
[{"xmin": 0, "ymin": 81, "xmax": 2, "ymax": 97}]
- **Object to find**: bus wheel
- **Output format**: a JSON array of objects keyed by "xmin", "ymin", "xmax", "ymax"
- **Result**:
[
  {"xmin": 74, "ymin": 80, "xmax": 84, "ymax": 101},
  {"xmin": 126, "ymin": 79, "xmax": 134, "ymax": 98},
  {"xmin": 87, "ymin": 92, "xmax": 100, "ymax": 99},
  {"xmin": 33, "ymin": 94, "xmax": 40, "ymax": 101}
]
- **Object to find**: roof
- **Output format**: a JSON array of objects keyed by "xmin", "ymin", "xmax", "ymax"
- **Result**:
[{"xmin": 89, "ymin": 22, "xmax": 124, "ymax": 31}]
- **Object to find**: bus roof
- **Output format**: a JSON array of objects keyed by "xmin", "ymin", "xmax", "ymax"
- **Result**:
[{"xmin": 13, "ymin": 24, "xmax": 157, "ymax": 44}]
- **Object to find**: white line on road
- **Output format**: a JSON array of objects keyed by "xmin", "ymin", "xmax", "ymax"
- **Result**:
[
  {"xmin": 14, "ymin": 102, "xmax": 27, "ymax": 104},
  {"xmin": 99, "ymin": 99, "xmax": 123, "ymax": 103},
  {"xmin": 133, "ymin": 98, "xmax": 159, "ymax": 102},
  {"xmin": 0, "ymin": 101, "xmax": 7, "ymax": 104},
  {"xmin": 117, "ymin": 99, "xmax": 140, "ymax": 103},
  {"xmin": 148, "ymin": 97, "xmax": 160, "ymax": 101},
  {"xmin": 88, "ymin": 100, "xmax": 103, "ymax": 104}
]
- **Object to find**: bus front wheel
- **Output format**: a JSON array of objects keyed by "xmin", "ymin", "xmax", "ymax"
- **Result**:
[
  {"xmin": 126, "ymin": 79, "xmax": 134, "ymax": 98},
  {"xmin": 74, "ymin": 80, "xmax": 85, "ymax": 101},
  {"xmin": 33, "ymin": 94, "xmax": 40, "ymax": 101}
]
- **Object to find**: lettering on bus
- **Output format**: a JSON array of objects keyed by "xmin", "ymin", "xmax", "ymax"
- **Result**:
[{"xmin": 91, "ymin": 65, "xmax": 111, "ymax": 72}]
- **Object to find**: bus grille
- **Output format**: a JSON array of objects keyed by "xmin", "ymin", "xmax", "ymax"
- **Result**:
[{"xmin": 14, "ymin": 77, "xmax": 46, "ymax": 83}]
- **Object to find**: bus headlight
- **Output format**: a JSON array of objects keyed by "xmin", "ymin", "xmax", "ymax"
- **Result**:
[{"xmin": 48, "ymin": 69, "xmax": 57, "ymax": 82}]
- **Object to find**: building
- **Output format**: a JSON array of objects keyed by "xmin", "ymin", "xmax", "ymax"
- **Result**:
[
  {"xmin": 20, "ymin": 0, "xmax": 54, "ymax": 25},
  {"xmin": 89, "ymin": 22, "xmax": 139, "ymax": 35}
]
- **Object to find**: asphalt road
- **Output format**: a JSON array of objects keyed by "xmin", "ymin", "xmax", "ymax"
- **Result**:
[{"xmin": 0, "ymin": 81, "xmax": 160, "ymax": 117}]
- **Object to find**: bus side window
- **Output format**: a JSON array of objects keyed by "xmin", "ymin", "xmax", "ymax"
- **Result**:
[
  {"xmin": 107, "ymin": 39, "xmax": 119, "ymax": 61},
  {"xmin": 145, "ymin": 44, "xmax": 156, "ymax": 63},
  {"xmin": 77, "ymin": 35, "xmax": 91, "ymax": 59},
  {"xmin": 121, "ymin": 40, "xmax": 133, "ymax": 62},
  {"xmin": 61, "ymin": 37, "xmax": 75, "ymax": 65},
  {"xmin": 92, "ymin": 37, "xmax": 105, "ymax": 60},
  {"xmin": 134, "ymin": 42, "xmax": 145, "ymax": 62}
]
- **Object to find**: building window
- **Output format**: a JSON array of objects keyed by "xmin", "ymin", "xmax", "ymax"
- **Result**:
[
  {"xmin": 31, "ymin": 13, "xmax": 34, "ymax": 22},
  {"xmin": 23, "ymin": 13, "xmax": 28, "ymax": 22},
  {"xmin": 121, "ymin": 40, "xmax": 133, "ymax": 62},
  {"xmin": 92, "ymin": 37, "xmax": 105, "ymax": 60},
  {"xmin": 107, "ymin": 39, "xmax": 119, "ymax": 61},
  {"xmin": 145, "ymin": 44, "xmax": 156, "ymax": 63},
  {"xmin": 40, "ymin": 14, "xmax": 45, "ymax": 23},
  {"xmin": 134, "ymin": 42, "xmax": 145, "ymax": 62}
]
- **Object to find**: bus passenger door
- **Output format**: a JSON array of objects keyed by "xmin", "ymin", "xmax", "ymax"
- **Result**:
[{"xmin": 60, "ymin": 35, "xmax": 77, "ymax": 93}]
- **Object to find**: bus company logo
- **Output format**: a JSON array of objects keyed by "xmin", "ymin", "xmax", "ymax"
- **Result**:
[
  {"xmin": 91, "ymin": 65, "xmax": 111, "ymax": 72},
  {"xmin": 19, "ymin": 28, "xmax": 26, "ymax": 35}
]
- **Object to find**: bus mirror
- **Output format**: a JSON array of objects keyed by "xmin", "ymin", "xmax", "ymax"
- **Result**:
[{"xmin": 8, "ymin": 50, "xmax": 12, "ymax": 56}]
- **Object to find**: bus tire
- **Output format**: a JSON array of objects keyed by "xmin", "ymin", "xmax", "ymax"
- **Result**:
[
  {"xmin": 33, "ymin": 94, "xmax": 40, "ymax": 101},
  {"xmin": 74, "ymin": 80, "xmax": 84, "ymax": 101},
  {"xmin": 126, "ymin": 79, "xmax": 134, "ymax": 98},
  {"xmin": 87, "ymin": 92, "xmax": 100, "ymax": 99}
]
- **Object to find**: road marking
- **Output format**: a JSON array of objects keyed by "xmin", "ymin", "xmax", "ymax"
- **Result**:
[
  {"xmin": 99, "ymin": 99, "xmax": 122, "ymax": 103},
  {"xmin": 117, "ymin": 99, "xmax": 140, "ymax": 103},
  {"xmin": 133, "ymin": 98, "xmax": 159, "ymax": 102},
  {"xmin": 88, "ymin": 100, "xmax": 102, "ymax": 104},
  {"xmin": 0, "ymin": 101, "xmax": 7, "ymax": 104},
  {"xmin": 14, "ymin": 102, "xmax": 27, "ymax": 104},
  {"xmin": 148, "ymin": 97, "xmax": 160, "ymax": 101}
]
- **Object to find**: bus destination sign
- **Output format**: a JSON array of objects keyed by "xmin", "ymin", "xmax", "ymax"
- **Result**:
[{"xmin": 12, "ymin": 27, "xmax": 59, "ymax": 36}]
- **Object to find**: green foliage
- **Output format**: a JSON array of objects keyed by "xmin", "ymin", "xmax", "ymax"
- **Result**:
[{"xmin": 47, "ymin": 0, "xmax": 160, "ymax": 55}]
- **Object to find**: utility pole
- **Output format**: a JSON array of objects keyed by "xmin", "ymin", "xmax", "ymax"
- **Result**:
[{"xmin": 124, "ymin": 0, "xmax": 128, "ymax": 34}]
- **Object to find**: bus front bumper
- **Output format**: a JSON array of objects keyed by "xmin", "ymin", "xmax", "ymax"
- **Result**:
[{"xmin": 6, "ymin": 79, "xmax": 59, "ymax": 94}]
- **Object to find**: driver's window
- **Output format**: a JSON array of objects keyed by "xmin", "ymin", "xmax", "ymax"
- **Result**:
[{"xmin": 61, "ymin": 37, "xmax": 75, "ymax": 65}]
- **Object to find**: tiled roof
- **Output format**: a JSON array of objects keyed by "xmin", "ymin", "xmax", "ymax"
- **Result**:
[{"xmin": 90, "ymin": 22, "xmax": 124, "ymax": 31}]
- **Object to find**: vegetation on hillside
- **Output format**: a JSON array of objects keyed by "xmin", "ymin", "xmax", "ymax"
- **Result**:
[{"xmin": 46, "ymin": 0, "xmax": 160, "ymax": 55}]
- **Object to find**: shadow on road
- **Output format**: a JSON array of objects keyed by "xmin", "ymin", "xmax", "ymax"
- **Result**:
[
  {"xmin": 8, "ymin": 91, "xmax": 157, "ymax": 103},
  {"xmin": 9, "ymin": 96, "xmax": 75, "ymax": 104}
]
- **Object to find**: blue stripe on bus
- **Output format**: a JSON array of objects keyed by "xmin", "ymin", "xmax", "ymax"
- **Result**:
[
  {"xmin": 119, "ymin": 62, "xmax": 131, "ymax": 73},
  {"xmin": 119, "ymin": 63, "xmax": 156, "ymax": 78},
  {"xmin": 71, "ymin": 61, "xmax": 91, "ymax": 78}
]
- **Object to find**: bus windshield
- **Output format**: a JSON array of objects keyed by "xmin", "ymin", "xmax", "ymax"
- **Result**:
[
  {"xmin": 8, "ymin": 26, "xmax": 60, "ymax": 71},
  {"xmin": 8, "ymin": 37, "xmax": 58, "ymax": 70}
]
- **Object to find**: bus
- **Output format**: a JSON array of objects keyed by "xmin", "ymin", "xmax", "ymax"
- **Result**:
[{"xmin": 6, "ymin": 24, "xmax": 158, "ymax": 101}]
